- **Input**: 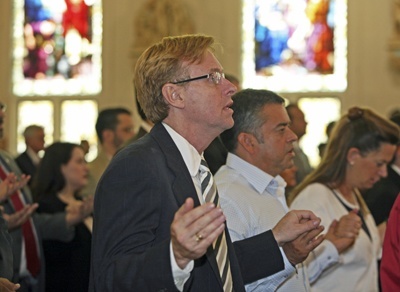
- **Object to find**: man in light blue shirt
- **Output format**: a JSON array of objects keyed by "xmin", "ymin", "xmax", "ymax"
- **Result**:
[{"xmin": 215, "ymin": 89, "xmax": 328, "ymax": 291}]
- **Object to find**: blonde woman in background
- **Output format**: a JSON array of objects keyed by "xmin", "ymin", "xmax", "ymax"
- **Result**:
[{"xmin": 289, "ymin": 107, "xmax": 400, "ymax": 292}]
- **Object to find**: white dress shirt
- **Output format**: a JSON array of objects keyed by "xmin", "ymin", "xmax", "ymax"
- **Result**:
[
  {"xmin": 26, "ymin": 146, "xmax": 41, "ymax": 166},
  {"xmin": 163, "ymin": 123, "xmax": 205, "ymax": 291},
  {"xmin": 215, "ymin": 153, "xmax": 310, "ymax": 292},
  {"xmin": 391, "ymin": 163, "xmax": 400, "ymax": 176}
]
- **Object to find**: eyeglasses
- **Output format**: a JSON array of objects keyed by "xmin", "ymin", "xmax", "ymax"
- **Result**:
[{"xmin": 171, "ymin": 72, "xmax": 225, "ymax": 85}]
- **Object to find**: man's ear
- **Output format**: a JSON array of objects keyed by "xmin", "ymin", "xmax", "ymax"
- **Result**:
[
  {"xmin": 237, "ymin": 132, "xmax": 257, "ymax": 154},
  {"xmin": 162, "ymin": 84, "xmax": 185, "ymax": 109},
  {"xmin": 347, "ymin": 147, "xmax": 360, "ymax": 165}
]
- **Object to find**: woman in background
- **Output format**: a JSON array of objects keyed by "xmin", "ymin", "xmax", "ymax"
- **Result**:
[
  {"xmin": 289, "ymin": 107, "xmax": 400, "ymax": 292},
  {"xmin": 32, "ymin": 142, "xmax": 93, "ymax": 292}
]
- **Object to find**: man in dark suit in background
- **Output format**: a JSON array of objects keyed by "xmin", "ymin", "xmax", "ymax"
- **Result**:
[
  {"xmin": 15, "ymin": 125, "xmax": 45, "ymax": 186},
  {"xmin": 89, "ymin": 34, "xmax": 323, "ymax": 292}
]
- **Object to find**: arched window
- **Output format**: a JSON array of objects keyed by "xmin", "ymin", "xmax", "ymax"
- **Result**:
[
  {"xmin": 242, "ymin": 0, "xmax": 347, "ymax": 165},
  {"xmin": 12, "ymin": 0, "xmax": 102, "ymax": 159}
]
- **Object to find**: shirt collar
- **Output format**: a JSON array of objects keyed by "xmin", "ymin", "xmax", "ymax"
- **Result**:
[
  {"xmin": 162, "ymin": 122, "xmax": 202, "ymax": 177},
  {"xmin": 225, "ymin": 152, "xmax": 273, "ymax": 194},
  {"xmin": 26, "ymin": 147, "xmax": 41, "ymax": 166},
  {"xmin": 225, "ymin": 152, "xmax": 287, "ymax": 196},
  {"xmin": 391, "ymin": 164, "xmax": 400, "ymax": 176}
]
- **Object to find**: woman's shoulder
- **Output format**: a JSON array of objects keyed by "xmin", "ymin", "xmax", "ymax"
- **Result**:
[
  {"xmin": 303, "ymin": 182, "xmax": 330, "ymax": 193},
  {"xmin": 291, "ymin": 183, "xmax": 333, "ymax": 206}
]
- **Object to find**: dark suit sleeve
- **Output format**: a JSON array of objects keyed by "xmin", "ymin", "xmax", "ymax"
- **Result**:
[
  {"xmin": 89, "ymin": 147, "xmax": 179, "ymax": 292},
  {"xmin": 0, "ymin": 214, "xmax": 13, "ymax": 280},
  {"xmin": 33, "ymin": 212, "xmax": 74, "ymax": 242},
  {"xmin": 233, "ymin": 230, "xmax": 284, "ymax": 284},
  {"xmin": 15, "ymin": 153, "xmax": 36, "ymax": 184}
]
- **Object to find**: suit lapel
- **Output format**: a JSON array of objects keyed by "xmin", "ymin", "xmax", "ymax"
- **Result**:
[
  {"xmin": 150, "ymin": 123, "xmax": 201, "ymax": 207},
  {"xmin": 150, "ymin": 124, "xmax": 223, "ymax": 288}
]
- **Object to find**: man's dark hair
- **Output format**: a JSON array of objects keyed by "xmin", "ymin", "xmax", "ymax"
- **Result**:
[
  {"xmin": 390, "ymin": 111, "xmax": 400, "ymax": 127},
  {"xmin": 32, "ymin": 142, "xmax": 80, "ymax": 202},
  {"xmin": 95, "ymin": 108, "xmax": 131, "ymax": 143},
  {"xmin": 220, "ymin": 89, "xmax": 285, "ymax": 152}
]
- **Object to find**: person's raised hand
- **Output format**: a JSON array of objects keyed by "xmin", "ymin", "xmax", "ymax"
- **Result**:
[
  {"xmin": 170, "ymin": 198, "xmax": 226, "ymax": 269},
  {"xmin": 272, "ymin": 209, "xmax": 322, "ymax": 246},
  {"xmin": 3, "ymin": 204, "xmax": 38, "ymax": 231},
  {"xmin": 0, "ymin": 277, "xmax": 20, "ymax": 292},
  {"xmin": 325, "ymin": 209, "xmax": 361, "ymax": 253},
  {"xmin": 65, "ymin": 198, "xmax": 93, "ymax": 227},
  {"xmin": 282, "ymin": 223, "xmax": 325, "ymax": 265},
  {"xmin": 0, "ymin": 173, "xmax": 30, "ymax": 202},
  {"xmin": 81, "ymin": 196, "xmax": 94, "ymax": 217}
]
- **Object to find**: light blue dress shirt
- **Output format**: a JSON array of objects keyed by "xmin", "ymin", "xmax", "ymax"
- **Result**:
[{"xmin": 215, "ymin": 153, "xmax": 310, "ymax": 292}]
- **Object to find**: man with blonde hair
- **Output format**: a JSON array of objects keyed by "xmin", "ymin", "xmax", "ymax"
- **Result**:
[{"xmin": 90, "ymin": 34, "xmax": 323, "ymax": 292}]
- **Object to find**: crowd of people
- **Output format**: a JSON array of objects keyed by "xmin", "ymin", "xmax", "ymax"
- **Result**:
[{"xmin": 0, "ymin": 34, "xmax": 399, "ymax": 292}]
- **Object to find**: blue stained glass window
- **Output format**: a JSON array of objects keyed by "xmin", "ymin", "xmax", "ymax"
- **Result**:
[{"xmin": 243, "ymin": 0, "xmax": 347, "ymax": 92}]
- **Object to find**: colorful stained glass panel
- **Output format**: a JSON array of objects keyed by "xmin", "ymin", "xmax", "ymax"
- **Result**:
[
  {"xmin": 243, "ymin": 0, "xmax": 347, "ymax": 92},
  {"xmin": 13, "ymin": 0, "xmax": 102, "ymax": 96}
]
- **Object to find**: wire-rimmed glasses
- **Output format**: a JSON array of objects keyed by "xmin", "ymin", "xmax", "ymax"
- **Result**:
[{"xmin": 171, "ymin": 72, "xmax": 225, "ymax": 85}]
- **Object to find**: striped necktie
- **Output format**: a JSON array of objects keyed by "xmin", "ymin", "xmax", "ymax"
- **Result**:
[{"xmin": 199, "ymin": 159, "xmax": 233, "ymax": 292}]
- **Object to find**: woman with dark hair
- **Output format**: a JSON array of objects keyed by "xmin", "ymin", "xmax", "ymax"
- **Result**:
[
  {"xmin": 32, "ymin": 142, "xmax": 93, "ymax": 292},
  {"xmin": 288, "ymin": 107, "xmax": 400, "ymax": 291}
]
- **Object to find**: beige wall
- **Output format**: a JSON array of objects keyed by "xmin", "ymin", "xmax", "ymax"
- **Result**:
[
  {"xmin": 1, "ymin": 0, "xmax": 399, "ymax": 152},
  {"xmin": 346, "ymin": 0, "xmax": 400, "ymax": 114}
]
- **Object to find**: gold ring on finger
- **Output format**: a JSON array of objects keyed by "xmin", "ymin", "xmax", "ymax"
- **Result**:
[{"xmin": 195, "ymin": 233, "xmax": 203, "ymax": 242}]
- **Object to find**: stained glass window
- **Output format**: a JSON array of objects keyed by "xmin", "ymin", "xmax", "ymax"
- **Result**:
[
  {"xmin": 61, "ymin": 100, "xmax": 98, "ymax": 161},
  {"xmin": 297, "ymin": 97, "xmax": 341, "ymax": 167},
  {"xmin": 243, "ymin": 0, "xmax": 347, "ymax": 92},
  {"xmin": 13, "ymin": 0, "xmax": 102, "ymax": 96}
]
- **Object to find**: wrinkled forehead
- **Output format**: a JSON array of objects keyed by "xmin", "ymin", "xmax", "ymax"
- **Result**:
[{"xmin": 180, "ymin": 50, "xmax": 222, "ymax": 74}]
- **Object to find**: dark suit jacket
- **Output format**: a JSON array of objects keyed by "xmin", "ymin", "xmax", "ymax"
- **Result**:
[
  {"xmin": 15, "ymin": 151, "xmax": 37, "ymax": 186},
  {"xmin": 133, "ymin": 126, "xmax": 149, "ymax": 141},
  {"xmin": 122, "ymin": 126, "xmax": 149, "ymax": 149},
  {"xmin": 89, "ymin": 123, "xmax": 284, "ymax": 292},
  {"xmin": 0, "ymin": 213, "xmax": 13, "ymax": 280},
  {"xmin": 363, "ymin": 166, "xmax": 400, "ymax": 225}
]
